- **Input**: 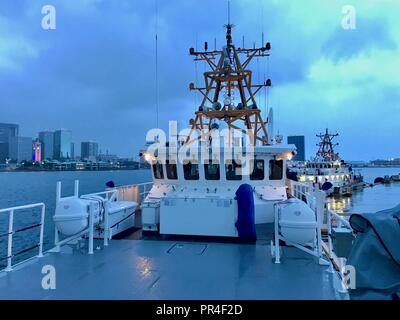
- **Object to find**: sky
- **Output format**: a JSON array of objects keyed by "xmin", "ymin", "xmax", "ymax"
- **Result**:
[{"xmin": 0, "ymin": 0, "xmax": 399, "ymax": 160}]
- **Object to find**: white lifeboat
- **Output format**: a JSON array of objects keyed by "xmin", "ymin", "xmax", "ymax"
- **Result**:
[
  {"xmin": 278, "ymin": 198, "xmax": 317, "ymax": 247},
  {"xmin": 53, "ymin": 196, "xmax": 104, "ymax": 236}
]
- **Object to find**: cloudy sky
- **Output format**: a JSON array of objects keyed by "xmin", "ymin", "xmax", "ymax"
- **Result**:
[{"xmin": 0, "ymin": 0, "xmax": 399, "ymax": 160}]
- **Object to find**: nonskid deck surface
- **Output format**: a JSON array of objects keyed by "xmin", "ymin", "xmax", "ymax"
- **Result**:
[{"xmin": 0, "ymin": 239, "xmax": 343, "ymax": 300}]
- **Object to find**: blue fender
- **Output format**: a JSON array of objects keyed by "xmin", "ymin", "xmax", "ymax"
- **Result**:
[{"xmin": 235, "ymin": 184, "xmax": 257, "ymax": 243}]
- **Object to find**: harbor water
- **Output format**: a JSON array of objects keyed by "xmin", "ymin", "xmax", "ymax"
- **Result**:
[
  {"xmin": 327, "ymin": 167, "xmax": 400, "ymax": 214},
  {"xmin": 1, "ymin": 167, "xmax": 400, "ymax": 266}
]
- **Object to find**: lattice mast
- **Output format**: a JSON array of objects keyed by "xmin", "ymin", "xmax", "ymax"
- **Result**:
[
  {"xmin": 186, "ymin": 22, "xmax": 272, "ymax": 146},
  {"xmin": 315, "ymin": 128, "xmax": 339, "ymax": 162}
]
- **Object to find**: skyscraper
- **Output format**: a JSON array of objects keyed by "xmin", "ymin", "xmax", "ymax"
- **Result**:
[
  {"xmin": 38, "ymin": 131, "xmax": 54, "ymax": 160},
  {"xmin": 71, "ymin": 142, "xmax": 75, "ymax": 159},
  {"xmin": 81, "ymin": 141, "xmax": 99, "ymax": 161},
  {"xmin": 54, "ymin": 130, "xmax": 72, "ymax": 160},
  {"xmin": 287, "ymin": 136, "xmax": 305, "ymax": 161},
  {"xmin": 0, "ymin": 123, "xmax": 19, "ymax": 142},
  {"xmin": 0, "ymin": 123, "xmax": 19, "ymax": 163},
  {"xmin": 8, "ymin": 136, "xmax": 33, "ymax": 163}
]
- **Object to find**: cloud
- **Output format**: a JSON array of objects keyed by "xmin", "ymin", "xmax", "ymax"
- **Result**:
[
  {"xmin": 322, "ymin": 18, "xmax": 397, "ymax": 62},
  {"xmin": 0, "ymin": 36, "xmax": 38, "ymax": 69},
  {"xmin": 0, "ymin": 0, "xmax": 399, "ymax": 160}
]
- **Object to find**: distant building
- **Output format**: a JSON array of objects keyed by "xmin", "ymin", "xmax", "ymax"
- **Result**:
[
  {"xmin": 370, "ymin": 158, "xmax": 400, "ymax": 166},
  {"xmin": 32, "ymin": 139, "xmax": 42, "ymax": 162},
  {"xmin": 81, "ymin": 141, "xmax": 99, "ymax": 161},
  {"xmin": 0, "ymin": 123, "xmax": 19, "ymax": 142},
  {"xmin": 71, "ymin": 142, "xmax": 75, "ymax": 159},
  {"xmin": 98, "ymin": 153, "xmax": 118, "ymax": 162},
  {"xmin": 287, "ymin": 135, "xmax": 305, "ymax": 161},
  {"xmin": 0, "ymin": 142, "xmax": 9, "ymax": 163},
  {"xmin": 8, "ymin": 136, "xmax": 33, "ymax": 163},
  {"xmin": 54, "ymin": 130, "xmax": 72, "ymax": 160},
  {"xmin": 0, "ymin": 123, "xmax": 19, "ymax": 163},
  {"xmin": 346, "ymin": 161, "xmax": 367, "ymax": 167},
  {"xmin": 38, "ymin": 131, "xmax": 54, "ymax": 160}
]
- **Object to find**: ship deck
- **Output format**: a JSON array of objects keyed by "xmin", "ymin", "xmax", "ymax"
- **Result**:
[{"xmin": 0, "ymin": 237, "xmax": 345, "ymax": 300}]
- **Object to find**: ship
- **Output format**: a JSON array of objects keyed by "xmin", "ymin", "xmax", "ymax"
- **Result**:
[
  {"xmin": 289, "ymin": 129, "xmax": 364, "ymax": 196},
  {"xmin": 1, "ymin": 17, "xmax": 398, "ymax": 301}
]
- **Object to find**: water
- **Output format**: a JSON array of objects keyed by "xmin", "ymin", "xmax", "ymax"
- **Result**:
[
  {"xmin": 327, "ymin": 167, "xmax": 400, "ymax": 214},
  {"xmin": 1, "ymin": 167, "xmax": 399, "ymax": 266},
  {"xmin": 0, "ymin": 170, "xmax": 151, "ymax": 266}
]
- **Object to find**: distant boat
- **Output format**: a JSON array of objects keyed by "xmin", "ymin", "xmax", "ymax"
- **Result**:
[
  {"xmin": 391, "ymin": 174, "xmax": 400, "ymax": 182},
  {"xmin": 289, "ymin": 129, "xmax": 363, "ymax": 197},
  {"xmin": 374, "ymin": 176, "xmax": 391, "ymax": 184},
  {"xmin": 374, "ymin": 177, "xmax": 384, "ymax": 184},
  {"xmin": 384, "ymin": 175, "xmax": 392, "ymax": 184}
]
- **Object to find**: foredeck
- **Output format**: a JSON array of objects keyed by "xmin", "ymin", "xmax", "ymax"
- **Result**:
[{"xmin": 0, "ymin": 238, "xmax": 345, "ymax": 300}]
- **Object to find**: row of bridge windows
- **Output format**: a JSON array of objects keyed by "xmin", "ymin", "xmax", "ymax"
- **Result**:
[
  {"xmin": 152, "ymin": 159, "xmax": 284, "ymax": 181},
  {"xmin": 307, "ymin": 163, "xmax": 339, "ymax": 169}
]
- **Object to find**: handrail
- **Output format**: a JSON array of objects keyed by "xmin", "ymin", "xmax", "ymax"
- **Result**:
[
  {"xmin": 110, "ymin": 182, "xmax": 153, "ymax": 203},
  {"xmin": 328, "ymin": 209, "xmax": 351, "ymax": 228},
  {"xmin": 0, "ymin": 180, "xmax": 153, "ymax": 270},
  {"xmin": 54, "ymin": 180, "xmax": 153, "ymax": 253},
  {"xmin": 0, "ymin": 202, "xmax": 45, "ymax": 272},
  {"xmin": 287, "ymin": 178, "xmax": 354, "ymax": 292},
  {"xmin": 83, "ymin": 189, "xmax": 118, "ymax": 202}
]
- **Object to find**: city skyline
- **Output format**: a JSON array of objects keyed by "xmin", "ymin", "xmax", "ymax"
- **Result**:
[
  {"xmin": 0, "ymin": 122, "xmax": 125, "ymax": 163},
  {"xmin": 1, "ymin": 1, "xmax": 400, "ymax": 160},
  {"xmin": 2, "ymin": 121, "xmax": 400, "ymax": 164}
]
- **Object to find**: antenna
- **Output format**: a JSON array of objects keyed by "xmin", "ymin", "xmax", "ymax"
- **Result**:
[
  {"xmin": 155, "ymin": 0, "xmax": 159, "ymax": 128},
  {"xmin": 187, "ymin": 17, "xmax": 272, "ymax": 146},
  {"xmin": 227, "ymin": 0, "xmax": 231, "ymax": 25}
]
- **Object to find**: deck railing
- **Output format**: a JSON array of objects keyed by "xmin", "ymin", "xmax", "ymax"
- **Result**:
[
  {"xmin": 110, "ymin": 182, "xmax": 153, "ymax": 204},
  {"xmin": 54, "ymin": 180, "xmax": 153, "ymax": 254},
  {"xmin": 287, "ymin": 178, "xmax": 354, "ymax": 292},
  {"xmin": 325, "ymin": 208, "xmax": 352, "ymax": 280},
  {"xmin": 0, "ymin": 180, "xmax": 153, "ymax": 272},
  {"xmin": 0, "ymin": 203, "xmax": 45, "ymax": 272}
]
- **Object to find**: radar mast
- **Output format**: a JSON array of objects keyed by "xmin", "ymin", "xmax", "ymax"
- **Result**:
[
  {"xmin": 186, "ymin": 20, "xmax": 272, "ymax": 146},
  {"xmin": 315, "ymin": 128, "xmax": 340, "ymax": 162}
]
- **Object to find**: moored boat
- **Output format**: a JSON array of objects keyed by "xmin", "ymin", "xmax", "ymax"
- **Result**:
[{"xmin": 289, "ymin": 129, "xmax": 363, "ymax": 197}]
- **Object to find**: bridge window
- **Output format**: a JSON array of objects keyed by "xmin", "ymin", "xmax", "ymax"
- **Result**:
[
  {"xmin": 152, "ymin": 162, "xmax": 164, "ymax": 179},
  {"xmin": 225, "ymin": 161, "xmax": 242, "ymax": 180},
  {"xmin": 166, "ymin": 160, "xmax": 178, "ymax": 180},
  {"xmin": 250, "ymin": 159, "xmax": 264, "ymax": 180},
  {"xmin": 183, "ymin": 162, "xmax": 199, "ymax": 180},
  {"xmin": 204, "ymin": 162, "xmax": 220, "ymax": 180},
  {"xmin": 269, "ymin": 159, "xmax": 283, "ymax": 180}
]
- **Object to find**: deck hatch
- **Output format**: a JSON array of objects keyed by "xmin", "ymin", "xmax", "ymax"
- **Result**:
[{"xmin": 167, "ymin": 243, "xmax": 207, "ymax": 255}]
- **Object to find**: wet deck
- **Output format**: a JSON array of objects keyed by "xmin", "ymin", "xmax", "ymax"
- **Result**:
[{"xmin": 0, "ymin": 238, "xmax": 345, "ymax": 300}]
